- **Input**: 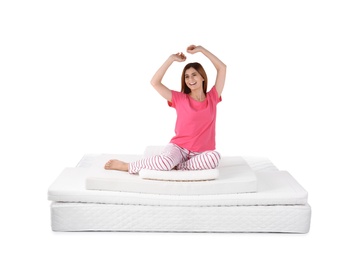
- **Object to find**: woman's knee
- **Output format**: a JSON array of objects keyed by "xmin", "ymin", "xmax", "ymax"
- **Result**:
[
  {"xmin": 155, "ymin": 155, "xmax": 176, "ymax": 171},
  {"xmin": 204, "ymin": 150, "xmax": 221, "ymax": 169}
]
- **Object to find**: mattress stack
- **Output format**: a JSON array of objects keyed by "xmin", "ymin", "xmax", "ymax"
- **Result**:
[{"xmin": 48, "ymin": 146, "xmax": 311, "ymax": 233}]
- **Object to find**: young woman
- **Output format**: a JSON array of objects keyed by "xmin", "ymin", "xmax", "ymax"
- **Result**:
[{"xmin": 104, "ymin": 45, "xmax": 226, "ymax": 173}]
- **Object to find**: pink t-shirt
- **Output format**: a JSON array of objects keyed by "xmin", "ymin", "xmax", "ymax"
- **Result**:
[{"xmin": 168, "ymin": 86, "xmax": 221, "ymax": 152}]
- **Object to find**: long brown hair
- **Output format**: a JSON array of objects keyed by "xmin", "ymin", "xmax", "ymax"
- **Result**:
[{"xmin": 181, "ymin": 62, "xmax": 208, "ymax": 95}]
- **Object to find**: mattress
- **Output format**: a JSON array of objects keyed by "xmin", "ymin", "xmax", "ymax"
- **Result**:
[
  {"xmin": 84, "ymin": 155, "xmax": 257, "ymax": 195},
  {"xmin": 48, "ymin": 151, "xmax": 311, "ymax": 233}
]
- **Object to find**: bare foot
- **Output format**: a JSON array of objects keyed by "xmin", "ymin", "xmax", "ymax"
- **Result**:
[{"xmin": 104, "ymin": 159, "xmax": 129, "ymax": 172}]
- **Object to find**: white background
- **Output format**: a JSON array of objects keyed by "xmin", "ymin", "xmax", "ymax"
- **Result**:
[{"xmin": 1, "ymin": 0, "xmax": 344, "ymax": 259}]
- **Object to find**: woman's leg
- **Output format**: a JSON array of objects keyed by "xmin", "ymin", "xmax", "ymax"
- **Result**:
[
  {"xmin": 128, "ymin": 144, "xmax": 184, "ymax": 174},
  {"xmin": 176, "ymin": 150, "xmax": 221, "ymax": 170}
]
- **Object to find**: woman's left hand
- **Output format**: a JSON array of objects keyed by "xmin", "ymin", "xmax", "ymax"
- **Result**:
[{"xmin": 186, "ymin": 45, "xmax": 203, "ymax": 54}]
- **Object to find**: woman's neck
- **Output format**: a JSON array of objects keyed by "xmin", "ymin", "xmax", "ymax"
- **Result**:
[{"xmin": 189, "ymin": 89, "xmax": 205, "ymax": 102}]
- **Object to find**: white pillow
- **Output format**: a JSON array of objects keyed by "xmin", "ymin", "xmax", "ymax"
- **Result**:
[{"xmin": 139, "ymin": 168, "xmax": 219, "ymax": 182}]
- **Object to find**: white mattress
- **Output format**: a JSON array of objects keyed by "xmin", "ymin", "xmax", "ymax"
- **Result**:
[
  {"xmin": 51, "ymin": 202, "xmax": 311, "ymax": 233},
  {"xmin": 84, "ymin": 155, "xmax": 257, "ymax": 195},
  {"xmin": 48, "ymin": 152, "xmax": 311, "ymax": 233}
]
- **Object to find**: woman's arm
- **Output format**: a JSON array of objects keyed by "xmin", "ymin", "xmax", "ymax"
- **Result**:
[
  {"xmin": 187, "ymin": 45, "xmax": 227, "ymax": 97},
  {"xmin": 150, "ymin": 52, "xmax": 186, "ymax": 102}
]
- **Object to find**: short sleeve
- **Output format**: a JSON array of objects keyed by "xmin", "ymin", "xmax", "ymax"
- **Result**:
[
  {"xmin": 208, "ymin": 86, "xmax": 222, "ymax": 104},
  {"xmin": 168, "ymin": 90, "xmax": 184, "ymax": 108}
]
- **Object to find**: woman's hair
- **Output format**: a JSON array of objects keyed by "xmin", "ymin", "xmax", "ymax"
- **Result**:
[{"xmin": 181, "ymin": 62, "xmax": 208, "ymax": 95}]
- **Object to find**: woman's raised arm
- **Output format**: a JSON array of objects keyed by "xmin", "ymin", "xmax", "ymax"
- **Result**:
[
  {"xmin": 150, "ymin": 52, "xmax": 186, "ymax": 102},
  {"xmin": 187, "ymin": 45, "xmax": 226, "ymax": 97}
]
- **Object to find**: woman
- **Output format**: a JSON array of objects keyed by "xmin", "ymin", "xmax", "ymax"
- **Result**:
[{"xmin": 105, "ymin": 45, "xmax": 226, "ymax": 173}]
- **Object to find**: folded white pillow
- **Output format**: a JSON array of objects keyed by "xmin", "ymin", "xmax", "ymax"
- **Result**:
[{"xmin": 139, "ymin": 168, "xmax": 219, "ymax": 181}]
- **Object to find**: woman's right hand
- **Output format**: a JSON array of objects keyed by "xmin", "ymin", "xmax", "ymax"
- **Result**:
[{"xmin": 170, "ymin": 52, "xmax": 186, "ymax": 62}]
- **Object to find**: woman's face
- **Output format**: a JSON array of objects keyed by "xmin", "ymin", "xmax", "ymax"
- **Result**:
[{"xmin": 185, "ymin": 67, "xmax": 204, "ymax": 91}]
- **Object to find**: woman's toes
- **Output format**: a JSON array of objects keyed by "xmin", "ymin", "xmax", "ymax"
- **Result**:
[{"xmin": 104, "ymin": 160, "xmax": 111, "ymax": 169}]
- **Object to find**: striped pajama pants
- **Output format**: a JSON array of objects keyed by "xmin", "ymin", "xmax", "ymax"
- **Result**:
[{"xmin": 129, "ymin": 143, "xmax": 221, "ymax": 174}]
